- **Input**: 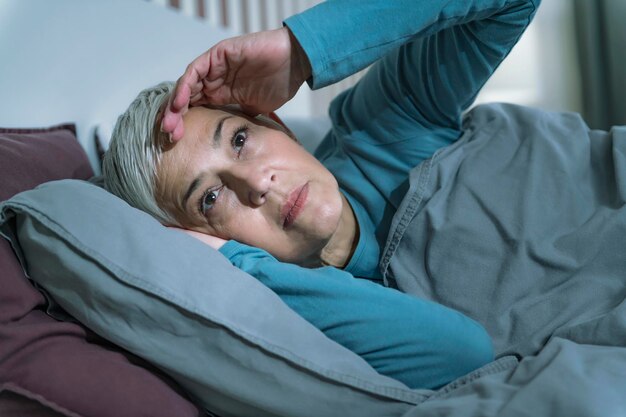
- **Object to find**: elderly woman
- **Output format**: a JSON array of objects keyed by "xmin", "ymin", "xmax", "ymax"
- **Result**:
[{"xmin": 103, "ymin": 0, "xmax": 553, "ymax": 389}]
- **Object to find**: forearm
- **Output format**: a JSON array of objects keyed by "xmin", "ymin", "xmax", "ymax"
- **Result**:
[{"xmin": 285, "ymin": 0, "xmax": 540, "ymax": 89}]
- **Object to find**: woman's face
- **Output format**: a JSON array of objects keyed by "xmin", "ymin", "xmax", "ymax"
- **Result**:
[{"xmin": 156, "ymin": 106, "xmax": 344, "ymax": 265}]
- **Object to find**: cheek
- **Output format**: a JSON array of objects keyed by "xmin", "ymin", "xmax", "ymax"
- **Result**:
[
  {"xmin": 208, "ymin": 199, "xmax": 242, "ymax": 237},
  {"xmin": 213, "ymin": 200, "xmax": 275, "ymax": 241}
]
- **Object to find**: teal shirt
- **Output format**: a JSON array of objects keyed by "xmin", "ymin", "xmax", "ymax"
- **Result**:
[
  {"xmin": 220, "ymin": 0, "xmax": 540, "ymax": 389},
  {"xmin": 288, "ymin": 0, "xmax": 539, "ymax": 279}
]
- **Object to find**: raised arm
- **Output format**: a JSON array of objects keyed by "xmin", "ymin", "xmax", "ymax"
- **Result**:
[
  {"xmin": 287, "ymin": 0, "xmax": 540, "ymax": 131},
  {"xmin": 162, "ymin": 0, "xmax": 539, "ymax": 169},
  {"xmin": 300, "ymin": 0, "xmax": 540, "ymax": 238}
]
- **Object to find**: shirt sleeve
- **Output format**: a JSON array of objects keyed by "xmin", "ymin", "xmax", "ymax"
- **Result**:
[
  {"xmin": 286, "ymin": 0, "xmax": 539, "ymax": 127},
  {"xmin": 219, "ymin": 240, "xmax": 494, "ymax": 389}
]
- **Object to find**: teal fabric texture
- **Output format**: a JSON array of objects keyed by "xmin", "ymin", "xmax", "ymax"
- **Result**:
[
  {"xmin": 286, "ymin": 0, "xmax": 540, "ymax": 280},
  {"xmin": 220, "ymin": 240, "xmax": 493, "ymax": 390},
  {"xmin": 0, "ymin": 180, "xmax": 424, "ymax": 417}
]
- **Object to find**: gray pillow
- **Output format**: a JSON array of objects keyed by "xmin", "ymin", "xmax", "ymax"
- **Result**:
[{"xmin": 0, "ymin": 179, "xmax": 427, "ymax": 417}]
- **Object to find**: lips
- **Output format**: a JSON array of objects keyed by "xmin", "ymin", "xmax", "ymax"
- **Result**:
[{"xmin": 282, "ymin": 183, "xmax": 309, "ymax": 229}]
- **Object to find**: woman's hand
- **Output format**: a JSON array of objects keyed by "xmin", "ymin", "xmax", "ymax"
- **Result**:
[
  {"xmin": 161, "ymin": 27, "xmax": 312, "ymax": 141},
  {"xmin": 170, "ymin": 227, "xmax": 227, "ymax": 250}
]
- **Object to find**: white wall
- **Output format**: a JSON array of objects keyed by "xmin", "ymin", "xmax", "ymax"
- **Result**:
[
  {"xmin": 0, "ymin": 0, "xmax": 234, "ymax": 172},
  {"xmin": 473, "ymin": 0, "xmax": 583, "ymax": 113}
]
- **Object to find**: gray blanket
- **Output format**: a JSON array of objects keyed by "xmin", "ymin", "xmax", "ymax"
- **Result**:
[{"xmin": 381, "ymin": 103, "xmax": 626, "ymax": 416}]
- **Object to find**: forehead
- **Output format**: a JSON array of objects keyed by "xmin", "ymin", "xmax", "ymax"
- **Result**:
[
  {"xmin": 182, "ymin": 106, "xmax": 234, "ymax": 142},
  {"xmin": 155, "ymin": 107, "xmax": 229, "ymax": 216},
  {"xmin": 161, "ymin": 106, "xmax": 227, "ymax": 171}
]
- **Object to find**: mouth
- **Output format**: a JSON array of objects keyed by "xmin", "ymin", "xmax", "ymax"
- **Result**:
[{"xmin": 282, "ymin": 182, "xmax": 309, "ymax": 229}]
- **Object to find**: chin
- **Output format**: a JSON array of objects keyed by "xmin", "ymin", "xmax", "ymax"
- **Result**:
[
  {"xmin": 274, "ymin": 186, "xmax": 343, "ymax": 266},
  {"xmin": 278, "ymin": 217, "xmax": 340, "ymax": 266},
  {"xmin": 311, "ymin": 188, "xmax": 343, "ymax": 235},
  {"xmin": 299, "ymin": 194, "xmax": 343, "ymax": 255}
]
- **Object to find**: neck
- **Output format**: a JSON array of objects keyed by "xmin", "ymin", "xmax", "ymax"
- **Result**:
[{"xmin": 319, "ymin": 193, "xmax": 359, "ymax": 268}]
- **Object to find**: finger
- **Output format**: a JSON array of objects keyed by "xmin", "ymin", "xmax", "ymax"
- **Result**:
[
  {"xmin": 161, "ymin": 111, "xmax": 178, "ymax": 134},
  {"xmin": 171, "ymin": 81, "xmax": 192, "ymax": 112},
  {"xmin": 205, "ymin": 43, "xmax": 228, "ymax": 80},
  {"xmin": 162, "ymin": 103, "xmax": 186, "ymax": 140},
  {"xmin": 200, "ymin": 79, "xmax": 231, "ymax": 104},
  {"xmin": 173, "ymin": 52, "xmax": 212, "ymax": 111},
  {"xmin": 171, "ymin": 118, "xmax": 185, "ymax": 142},
  {"xmin": 162, "ymin": 80, "xmax": 188, "ymax": 133},
  {"xmin": 161, "ymin": 96, "xmax": 186, "ymax": 133},
  {"xmin": 189, "ymin": 91, "xmax": 206, "ymax": 105},
  {"xmin": 199, "ymin": 85, "xmax": 234, "ymax": 107}
]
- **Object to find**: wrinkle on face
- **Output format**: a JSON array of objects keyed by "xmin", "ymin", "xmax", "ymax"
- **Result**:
[{"xmin": 155, "ymin": 116, "xmax": 211, "ymax": 228}]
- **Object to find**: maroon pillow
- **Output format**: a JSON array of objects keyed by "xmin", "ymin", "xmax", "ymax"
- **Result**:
[
  {"xmin": 1, "ymin": 383, "xmax": 78, "ymax": 417},
  {"xmin": 0, "ymin": 125, "xmax": 203, "ymax": 417}
]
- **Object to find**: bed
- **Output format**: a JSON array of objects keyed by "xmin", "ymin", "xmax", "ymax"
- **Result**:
[{"xmin": 1, "ymin": 1, "xmax": 626, "ymax": 417}]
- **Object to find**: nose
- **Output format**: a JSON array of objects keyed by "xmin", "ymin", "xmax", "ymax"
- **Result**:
[{"xmin": 228, "ymin": 163, "xmax": 275, "ymax": 207}]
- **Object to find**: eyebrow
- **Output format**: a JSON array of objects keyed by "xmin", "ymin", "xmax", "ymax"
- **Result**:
[
  {"xmin": 180, "ymin": 115, "xmax": 233, "ymax": 211},
  {"xmin": 212, "ymin": 115, "xmax": 233, "ymax": 149},
  {"xmin": 181, "ymin": 176, "xmax": 202, "ymax": 213}
]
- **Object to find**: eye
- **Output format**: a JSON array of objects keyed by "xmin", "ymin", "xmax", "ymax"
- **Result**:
[
  {"xmin": 199, "ymin": 186, "xmax": 222, "ymax": 216},
  {"xmin": 231, "ymin": 125, "xmax": 248, "ymax": 156}
]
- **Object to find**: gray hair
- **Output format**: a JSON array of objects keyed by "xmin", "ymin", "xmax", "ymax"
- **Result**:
[
  {"xmin": 103, "ymin": 82, "xmax": 295, "ymax": 227},
  {"xmin": 103, "ymin": 81, "xmax": 179, "ymax": 225}
]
